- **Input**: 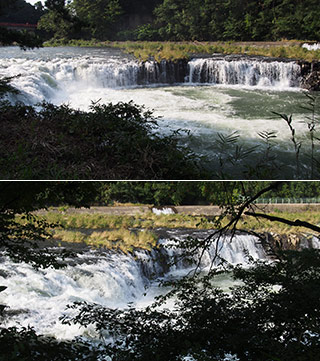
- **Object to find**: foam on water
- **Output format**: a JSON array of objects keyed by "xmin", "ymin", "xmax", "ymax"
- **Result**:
[
  {"xmin": 188, "ymin": 58, "xmax": 301, "ymax": 89},
  {"xmin": 1, "ymin": 47, "xmax": 318, "ymax": 177},
  {"xmin": 0, "ymin": 251, "xmax": 148, "ymax": 339},
  {"xmin": 0, "ymin": 234, "xmax": 266, "ymax": 340},
  {"xmin": 302, "ymin": 43, "xmax": 320, "ymax": 51}
]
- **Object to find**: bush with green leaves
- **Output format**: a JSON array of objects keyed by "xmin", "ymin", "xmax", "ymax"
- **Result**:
[
  {"xmin": 61, "ymin": 248, "xmax": 320, "ymax": 361},
  {"xmin": 0, "ymin": 101, "xmax": 203, "ymax": 179},
  {"xmin": 0, "ymin": 326, "xmax": 101, "ymax": 361}
]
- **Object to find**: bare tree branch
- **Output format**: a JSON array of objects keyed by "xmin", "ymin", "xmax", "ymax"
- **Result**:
[{"xmin": 244, "ymin": 211, "xmax": 320, "ymax": 234}]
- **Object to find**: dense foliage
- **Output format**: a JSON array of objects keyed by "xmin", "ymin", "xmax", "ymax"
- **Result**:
[
  {"xmin": 0, "ymin": 327, "xmax": 97, "ymax": 361},
  {"xmin": 1, "ymin": 181, "xmax": 319, "ymax": 207},
  {"xmin": 95, "ymin": 181, "xmax": 320, "ymax": 206},
  {"xmin": 36, "ymin": 0, "xmax": 320, "ymax": 41},
  {"xmin": 0, "ymin": 101, "xmax": 203, "ymax": 179},
  {"xmin": 0, "ymin": 0, "xmax": 44, "ymax": 24},
  {"xmin": 2, "ymin": 0, "xmax": 320, "ymax": 44},
  {"xmin": 0, "ymin": 0, "xmax": 43, "ymax": 48},
  {"xmin": 1, "ymin": 182, "xmax": 320, "ymax": 360},
  {"xmin": 61, "ymin": 248, "xmax": 320, "ymax": 361},
  {"xmin": 153, "ymin": 0, "xmax": 320, "ymax": 41},
  {"xmin": 0, "ymin": 182, "xmax": 99, "ymax": 267}
]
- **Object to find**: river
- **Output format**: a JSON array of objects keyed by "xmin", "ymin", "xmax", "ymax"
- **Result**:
[
  {"xmin": 1, "ymin": 46, "xmax": 319, "ymax": 178},
  {"xmin": 1, "ymin": 227, "xmax": 319, "ymax": 359},
  {"xmin": 0, "ymin": 231, "xmax": 266, "ymax": 340}
]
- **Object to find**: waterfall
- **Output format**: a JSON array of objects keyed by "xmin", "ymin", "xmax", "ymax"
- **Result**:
[
  {"xmin": 302, "ymin": 43, "xmax": 320, "ymax": 51},
  {"xmin": 1, "ymin": 48, "xmax": 303, "ymax": 104},
  {"xmin": 0, "ymin": 233, "xmax": 265, "ymax": 339},
  {"xmin": 188, "ymin": 58, "xmax": 301, "ymax": 88},
  {"xmin": 1, "ymin": 230, "xmax": 318, "ymax": 341}
]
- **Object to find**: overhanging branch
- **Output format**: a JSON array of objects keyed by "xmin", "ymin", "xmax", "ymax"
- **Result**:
[{"xmin": 244, "ymin": 211, "xmax": 320, "ymax": 234}]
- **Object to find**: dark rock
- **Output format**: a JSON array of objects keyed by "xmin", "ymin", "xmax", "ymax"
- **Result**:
[
  {"xmin": 301, "ymin": 70, "xmax": 320, "ymax": 91},
  {"xmin": 136, "ymin": 57, "xmax": 320, "ymax": 90},
  {"xmin": 298, "ymin": 60, "xmax": 320, "ymax": 91},
  {"xmin": 137, "ymin": 59, "xmax": 188, "ymax": 85}
]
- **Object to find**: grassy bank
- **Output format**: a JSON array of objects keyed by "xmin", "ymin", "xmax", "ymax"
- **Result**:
[
  {"xmin": 52, "ymin": 228, "xmax": 158, "ymax": 253},
  {"xmin": 31, "ymin": 210, "xmax": 320, "ymax": 253},
  {"xmin": 44, "ymin": 39, "xmax": 320, "ymax": 62},
  {"xmin": 42, "ymin": 209, "xmax": 320, "ymax": 232}
]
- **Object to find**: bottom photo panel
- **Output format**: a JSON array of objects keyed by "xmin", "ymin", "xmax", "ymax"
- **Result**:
[{"xmin": 1, "ymin": 181, "xmax": 320, "ymax": 361}]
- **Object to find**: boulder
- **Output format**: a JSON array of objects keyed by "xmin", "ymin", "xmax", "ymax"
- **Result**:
[{"xmin": 299, "ymin": 61, "xmax": 320, "ymax": 91}]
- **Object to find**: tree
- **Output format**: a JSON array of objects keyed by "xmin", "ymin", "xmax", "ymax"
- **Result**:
[
  {"xmin": 38, "ymin": 0, "xmax": 83, "ymax": 40},
  {"xmin": 0, "ymin": 0, "xmax": 43, "ymax": 48},
  {"xmin": 71, "ymin": 0, "xmax": 123, "ymax": 39},
  {"xmin": 0, "ymin": 182, "xmax": 101, "ymax": 268},
  {"xmin": 60, "ymin": 181, "xmax": 320, "ymax": 361}
]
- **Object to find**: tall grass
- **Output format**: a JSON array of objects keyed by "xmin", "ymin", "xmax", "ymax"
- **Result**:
[
  {"xmin": 41, "ymin": 211, "xmax": 204, "ymax": 229},
  {"xmin": 109, "ymin": 41, "xmax": 320, "ymax": 62},
  {"xmin": 39, "ymin": 210, "xmax": 320, "ymax": 235},
  {"xmin": 52, "ymin": 228, "xmax": 157, "ymax": 253},
  {"xmin": 44, "ymin": 40, "xmax": 320, "ymax": 62}
]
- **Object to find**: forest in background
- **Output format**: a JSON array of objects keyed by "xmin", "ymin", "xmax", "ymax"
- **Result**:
[
  {"xmin": 1, "ymin": 0, "xmax": 320, "ymax": 43},
  {"xmin": 37, "ymin": 0, "xmax": 320, "ymax": 42},
  {"xmin": 11, "ymin": 181, "xmax": 320, "ymax": 206}
]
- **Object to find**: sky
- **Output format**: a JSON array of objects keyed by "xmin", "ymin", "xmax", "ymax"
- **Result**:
[{"xmin": 25, "ymin": 0, "xmax": 45, "ymax": 5}]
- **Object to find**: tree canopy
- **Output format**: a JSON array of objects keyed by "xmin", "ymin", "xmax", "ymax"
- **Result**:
[
  {"xmin": 36, "ymin": 0, "xmax": 320, "ymax": 41},
  {"xmin": 0, "ymin": 0, "xmax": 44, "ymax": 48}
]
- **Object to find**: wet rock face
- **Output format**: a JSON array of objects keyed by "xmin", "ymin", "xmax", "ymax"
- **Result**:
[
  {"xmin": 299, "ymin": 61, "xmax": 320, "ymax": 91},
  {"xmin": 137, "ymin": 59, "xmax": 189, "ymax": 84},
  {"xmin": 136, "ymin": 57, "xmax": 320, "ymax": 90},
  {"xmin": 301, "ymin": 71, "xmax": 320, "ymax": 91}
]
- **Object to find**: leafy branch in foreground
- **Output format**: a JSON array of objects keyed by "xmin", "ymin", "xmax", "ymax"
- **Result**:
[
  {"xmin": 0, "ymin": 326, "xmax": 99, "ymax": 361},
  {"xmin": 59, "ymin": 181, "xmax": 320, "ymax": 361},
  {"xmin": 61, "ymin": 249, "xmax": 320, "ymax": 361},
  {"xmin": 0, "ymin": 77, "xmax": 20, "ymax": 98},
  {"xmin": 272, "ymin": 112, "xmax": 302, "ymax": 176}
]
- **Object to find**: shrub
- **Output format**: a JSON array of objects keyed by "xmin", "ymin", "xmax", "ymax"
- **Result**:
[{"xmin": 0, "ymin": 101, "xmax": 204, "ymax": 179}]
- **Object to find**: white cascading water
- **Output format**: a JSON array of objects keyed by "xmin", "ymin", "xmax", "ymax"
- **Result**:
[
  {"xmin": 1, "ymin": 47, "xmax": 314, "ymax": 178},
  {"xmin": 0, "ymin": 47, "xmax": 302, "ymax": 105},
  {"xmin": 1, "ymin": 56, "xmax": 141, "ymax": 104},
  {"xmin": 151, "ymin": 206, "xmax": 176, "ymax": 215},
  {"xmin": 188, "ymin": 58, "xmax": 301, "ymax": 88},
  {"xmin": 0, "ymin": 233, "xmax": 266, "ymax": 340},
  {"xmin": 302, "ymin": 43, "xmax": 320, "ymax": 51}
]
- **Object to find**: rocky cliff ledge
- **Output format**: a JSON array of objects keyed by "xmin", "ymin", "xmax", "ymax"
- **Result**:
[
  {"xmin": 299, "ymin": 61, "xmax": 320, "ymax": 91},
  {"xmin": 261, "ymin": 231, "xmax": 319, "ymax": 254}
]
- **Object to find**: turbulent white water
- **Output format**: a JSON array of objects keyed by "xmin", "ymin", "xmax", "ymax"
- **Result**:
[
  {"xmin": 0, "ymin": 48, "xmax": 302, "ymax": 105},
  {"xmin": 302, "ymin": 43, "xmax": 320, "ymax": 51},
  {"xmin": 0, "ymin": 233, "xmax": 265, "ymax": 340},
  {"xmin": 152, "ymin": 206, "xmax": 176, "ymax": 215},
  {"xmin": 188, "ymin": 58, "xmax": 301, "ymax": 88},
  {"xmin": 1, "ymin": 46, "xmax": 319, "ymax": 178}
]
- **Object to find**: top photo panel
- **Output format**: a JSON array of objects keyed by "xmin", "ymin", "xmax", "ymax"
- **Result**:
[{"xmin": 1, "ymin": 0, "xmax": 320, "ymax": 180}]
